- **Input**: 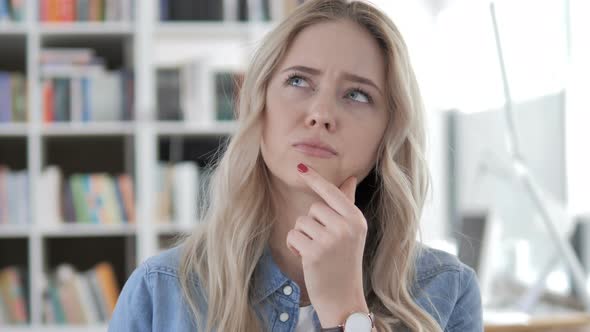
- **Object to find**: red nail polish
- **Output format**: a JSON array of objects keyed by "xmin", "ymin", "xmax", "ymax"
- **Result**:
[{"xmin": 297, "ymin": 163, "xmax": 308, "ymax": 173}]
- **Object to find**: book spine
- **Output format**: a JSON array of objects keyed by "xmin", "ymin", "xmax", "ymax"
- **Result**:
[
  {"xmin": 0, "ymin": 73, "xmax": 12, "ymax": 123},
  {"xmin": 85, "ymin": 174, "xmax": 98, "ymax": 224},
  {"xmin": 113, "ymin": 175, "xmax": 127, "ymax": 223},
  {"xmin": 77, "ymin": 0, "xmax": 89, "ymax": 21},
  {"xmin": 94, "ymin": 262, "xmax": 119, "ymax": 318},
  {"xmin": 0, "ymin": 0, "xmax": 10, "ymax": 22},
  {"xmin": 11, "ymin": 74, "xmax": 26, "ymax": 122},
  {"xmin": 0, "ymin": 166, "xmax": 7, "ymax": 224},
  {"xmin": 86, "ymin": 270, "xmax": 106, "ymax": 321},
  {"xmin": 9, "ymin": 0, "xmax": 24, "ymax": 21},
  {"xmin": 82, "ymin": 77, "xmax": 91, "ymax": 122},
  {"xmin": 42, "ymin": 79, "xmax": 55, "ymax": 123},
  {"xmin": 118, "ymin": 174, "xmax": 135, "ymax": 223},
  {"xmin": 47, "ymin": 282, "xmax": 66, "ymax": 323},
  {"xmin": 56, "ymin": 0, "xmax": 75, "ymax": 22},
  {"xmin": 53, "ymin": 78, "xmax": 70, "ymax": 122},
  {"xmin": 8, "ymin": 268, "xmax": 27, "ymax": 323}
]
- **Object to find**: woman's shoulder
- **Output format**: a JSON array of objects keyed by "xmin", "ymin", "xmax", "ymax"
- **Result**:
[
  {"xmin": 109, "ymin": 244, "xmax": 200, "ymax": 331},
  {"xmin": 412, "ymin": 244, "xmax": 483, "ymax": 330},
  {"xmin": 414, "ymin": 245, "xmax": 468, "ymax": 281},
  {"xmin": 142, "ymin": 244, "xmax": 185, "ymax": 277}
]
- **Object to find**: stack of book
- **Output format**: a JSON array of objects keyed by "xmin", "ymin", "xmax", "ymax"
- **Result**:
[
  {"xmin": 39, "ymin": 0, "xmax": 134, "ymax": 22},
  {"xmin": 0, "ymin": 166, "xmax": 29, "ymax": 225},
  {"xmin": 0, "ymin": 266, "xmax": 28, "ymax": 325},
  {"xmin": 0, "ymin": 72, "xmax": 27, "ymax": 123},
  {"xmin": 159, "ymin": 0, "xmax": 223, "ymax": 21},
  {"xmin": 40, "ymin": 166, "xmax": 135, "ymax": 225},
  {"xmin": 156, "ymin": 62, "xmax": 243, "ymax": 123},
  {"xmin": 42, "ymin": 262, "xmax": 119, "ymax": 324},
  {"xmin": 41, "ymin": 48, "xmax": 134, "ymax": 123},
  {"xmin": 0, "ymin": 0, "xmax": 24, "ymax": 22},
  {"xmin": 156, "ymin": 162, "xmax": 210, "ymax": 226},
  {"xmin": 159, "ymin": 0, "xmax": 306, "ymax": 22}
]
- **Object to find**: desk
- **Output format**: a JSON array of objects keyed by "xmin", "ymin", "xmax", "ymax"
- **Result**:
[{"xmin": 485, "ymin": 312, "xmax": 590, "ymax": 332}]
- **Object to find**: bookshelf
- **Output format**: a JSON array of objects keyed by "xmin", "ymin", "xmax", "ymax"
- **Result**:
[{"xmin": 0, "ymin": 0, "xmax": 295, "ymax": 329}]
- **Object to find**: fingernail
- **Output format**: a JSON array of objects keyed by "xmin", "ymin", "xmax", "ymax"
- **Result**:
[{"xmin": 297, "ymin": 163, "xmax": 308, "ymax": 173}]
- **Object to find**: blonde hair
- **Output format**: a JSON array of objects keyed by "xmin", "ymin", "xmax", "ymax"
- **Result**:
[{"xmin": 178, "ymin": 0, "xmax": 441, "ymax": 331}]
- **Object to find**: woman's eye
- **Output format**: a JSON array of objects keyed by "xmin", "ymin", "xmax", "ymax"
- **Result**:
[
  {"xmin": 287, "ymin": 75, "xmax": 310, "ymax": 88},
  {"xmin": 347, "ymin": 90, "xmax": 371, "ymax": 104}
]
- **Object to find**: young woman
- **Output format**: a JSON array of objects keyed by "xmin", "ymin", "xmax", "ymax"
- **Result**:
[{"xmin": 109, "ymin": 0, "xmax": 482, "ymax": 331}]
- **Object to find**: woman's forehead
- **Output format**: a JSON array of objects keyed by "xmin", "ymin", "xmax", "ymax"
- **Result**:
[{"xmin": 277, "ymin": 20, "xmax": 386, "ymax": 86}]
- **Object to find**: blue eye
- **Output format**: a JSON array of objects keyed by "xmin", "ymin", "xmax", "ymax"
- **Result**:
[
  {"xmin": 286, "ymin": 74, "xmax": 310, "ymax": 88},
  {"xmin": 347, "ymin": 88, "xmax": 373, "ymax": 104}
]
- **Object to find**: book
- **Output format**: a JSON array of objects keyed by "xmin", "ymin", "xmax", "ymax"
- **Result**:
[
  {"xmin": 157, "ymin": 68, "xmax": 182, "ymax": 120},
  {"xmin": 10, "ymin": 73, "xmax": 27, "ymax": 122},
  {"xmin": 0, "ymin": 72, "xmax": 12, "ymax": 123},
  {"xmin": 157, "ymin": 162, "xmax": 211, "ymax": 225},
  {"xmin": 85, "ymin": 269, "xmax": 106, "ymax": 321},
  {"xmin": 0, "ymin": 266, "xmax": 28, "ymax": 324},
  {"xmin": 173, "ymin": 162, "xmax": 199, "ymax": 227},
  {"xmin": 40, "ymin": 167, "xmax": 135, "ymax": 225},
  {"xmin": 94, "ymin": 262, "xmax": 119, "ymax": 318},
  {"xmin": 0, "ymin": 166, "xmax": 30, "ymax": 225},
  {"xmin": 117, "ymin": 174, "xmax": 135, "ymax": 223},
  {"xmin": 9, "ymin": 0, "xmax": 24, "ymax": 21},
  {"xmin": 181, "ymin": 59, "xmax": 214, "ymax": 124},
  {"xmin": 0, "ymin": 0, "xmax": 10, "ymax": 22},
  {"xmin": 39, "ymin": 0, "xmax": 133, "ymax": 22},
  {"xmin": 167, "ymin": 0, "xmax": 197, "ymax": 21},
  {"xmin": 43, "ymin": 261, "xmax": 120, "ymax": 323},
  {"xmin": 156, "ymin": 163, "xmax": 174, "ymax": 222},
  {"xmin": 55, "ymin": 265, "xmax": 85, "ymax": 324},
  {"xmin": 40, "ymin": 49, "xmax": 134, "ymax": 123},
  {"xmin": 40, "ymin": 48, "xmax": 95, "ymax": 65},
  {"xmin": 89, "ymin": 71, "xmax": 123, "ymax": 122},
  {"xmin": 160, "ymin": 0, "xmax": 277, "ymax": 21},
  {"xmin": 53, "ymin": 78, "xmax": 71, "ymax": 122}
]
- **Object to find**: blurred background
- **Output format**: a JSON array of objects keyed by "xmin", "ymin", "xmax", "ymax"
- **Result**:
[{"xmin": 0, "ymin": 0, "xmax": 588, "ymax": 331}]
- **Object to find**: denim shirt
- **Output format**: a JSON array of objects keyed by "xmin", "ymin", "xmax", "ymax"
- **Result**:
[{"xmin": 109, "ymin": 244, "xmax": 482, "ymax": 331}]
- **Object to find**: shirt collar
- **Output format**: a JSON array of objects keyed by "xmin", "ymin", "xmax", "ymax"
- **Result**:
[{"xmin": 251, "ymin": 245, "xmax": 293, "ymax": 304}]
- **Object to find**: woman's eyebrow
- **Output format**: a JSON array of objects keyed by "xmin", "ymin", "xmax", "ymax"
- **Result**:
[{"xmin": 281, "ymin": 65, "xmax": 383, "ymax": 96}]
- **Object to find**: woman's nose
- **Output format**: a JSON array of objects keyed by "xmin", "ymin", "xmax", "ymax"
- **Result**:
[{"xmin": 305, "ymin": 94, "xmax": 337, "ymax": 132}]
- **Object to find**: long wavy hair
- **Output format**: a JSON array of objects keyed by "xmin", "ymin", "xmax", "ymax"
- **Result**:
[{"xmin": 178, "ymin": 0, "xmax": 441, "ymax": 331}]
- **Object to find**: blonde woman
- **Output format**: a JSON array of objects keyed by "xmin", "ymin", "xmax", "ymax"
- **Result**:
[{"xmin": 109, "ymin": 0, "xmax": 482, "ymax": 331}]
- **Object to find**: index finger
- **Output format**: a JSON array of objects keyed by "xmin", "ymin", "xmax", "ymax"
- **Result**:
[{"xmin": 296, "ymin": 163, "xmax": 357, "ymax": 217}]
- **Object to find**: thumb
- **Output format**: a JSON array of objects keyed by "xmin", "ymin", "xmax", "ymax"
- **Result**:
[{"xmin": 339, "ymin": 176, "xmax": 357, "ymax": 204}]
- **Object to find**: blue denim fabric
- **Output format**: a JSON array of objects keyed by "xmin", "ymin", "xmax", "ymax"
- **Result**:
[{"xmin": 109, "ymin": 244, "xmax": 482, "ymax": 331}]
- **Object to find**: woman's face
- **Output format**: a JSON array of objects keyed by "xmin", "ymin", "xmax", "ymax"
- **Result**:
[{"xmin": 261, "ymin": 19, "xmax": 389, "ymax": 191}]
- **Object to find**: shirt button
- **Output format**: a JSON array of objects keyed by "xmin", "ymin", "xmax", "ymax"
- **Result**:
[
  {"xmin": 279, "ymin": 312, "xmax": 290, "ymax": 322},
  {"xmin": 283, "ymin": 285, "xmax": 293, "ymax": 296}
]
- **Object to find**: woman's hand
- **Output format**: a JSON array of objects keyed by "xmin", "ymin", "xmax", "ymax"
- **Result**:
[{"xmin": 286, "ymin": 163, "xmax": 370, "ymax": 328}]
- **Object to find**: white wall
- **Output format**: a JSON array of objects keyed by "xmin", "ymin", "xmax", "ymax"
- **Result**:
[{"xmin": 565, "ymin": 0, "xmax": 590, "ymax": 217}]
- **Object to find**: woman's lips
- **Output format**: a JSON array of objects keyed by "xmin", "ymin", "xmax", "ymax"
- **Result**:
[{"xmin": 293, "ymin": 144, "xmax": 337, "ymax": 159}]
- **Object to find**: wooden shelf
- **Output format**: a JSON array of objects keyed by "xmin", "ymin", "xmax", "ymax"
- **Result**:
[
  {"xmin": 0, "ymin": 123, "xmax": 28, "ymax": 136},
  {"xmin": 39, "ymin": 223, "xmax": 136, "ymax": 237},
  {"xmin": 156, "ymin": 21, "xmax": 275, "ymax": 40},
  {"xmin": 41, "ymin": 122, "xmax": 135, "ymax": 136},
  {"xmin": 0, "ymin": 224, "xmax": 30, "ymax": 238},
  {"xmin": 155, "ymin": 120, "xmax": 237, "ymax": 136},
  {"xmin": 39, "ymin": 22, "xmax": 133, "ymax": 36},
  {"xmin": 0, "ymin": 23, "xmax": 27, "ymax": 35}
]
